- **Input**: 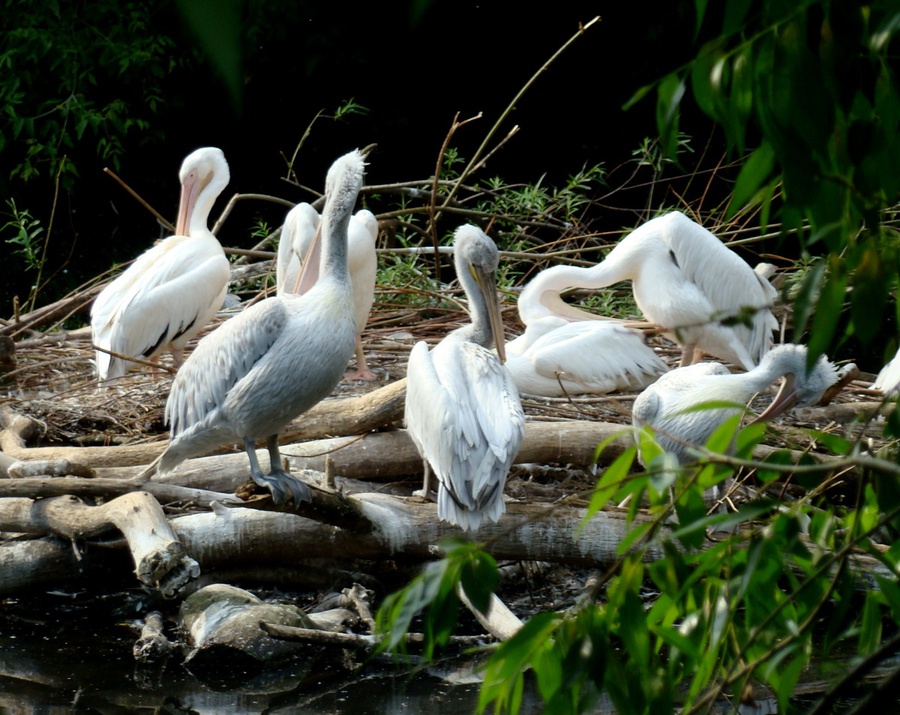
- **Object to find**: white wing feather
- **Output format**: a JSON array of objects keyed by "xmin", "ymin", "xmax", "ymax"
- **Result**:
[
  {"xmin": 506, "ymin": 320, "xmax": 668, "ymax": 396},
  {"xmin": 91, "ymin": 235, "xmax": 229, "ymax": 379},
  {"xmin": 405, "ymin": 335, "xmax": 525, "ymax": 530}
]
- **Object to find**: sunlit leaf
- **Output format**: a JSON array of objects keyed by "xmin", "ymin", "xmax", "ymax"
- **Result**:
[{"xmin": 585, "ymin": 445, "xmax": 636, "ymax": 523}]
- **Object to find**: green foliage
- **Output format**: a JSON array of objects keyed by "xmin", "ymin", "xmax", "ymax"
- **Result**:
[
  {"xmin": 375, "ymin": 538, "xmax": 498, "ymax": 660},
  {"xmin": 633, "ymin": 0, "xmax": 900, "ymax": 362},
  {"xmin": 0, "ymin": 0, "xmax": 185, "ymax": 190},
  {"xmin": 2, "ymin": 199, "xmax": 45, "ymax": 272},
  {"xmin": 378, "ymin": 415, "xmax": 900, "ymax": 713}
]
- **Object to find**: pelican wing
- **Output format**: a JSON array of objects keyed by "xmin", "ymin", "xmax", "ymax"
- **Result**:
[
  {"xmin": 660, "ymin": 212, "xmax": 778, "ymax": 361},
  {"xmin": 347, "ymin": 209, "xmax": 378, "ymax": 331},
  {"xmin": 91, "ymin": 235, "xmax": 230, "ymax": 377},
  {"xmin": 405, "ymin": 337, "xmax": 525, "ymax": 514},
  {"xmin": 165, "ymin": 297, "xmax": 286, "ymax": 437},
  {"xmin": 523, "ymin": 322, "xmax": 668, "ymax": 394}
]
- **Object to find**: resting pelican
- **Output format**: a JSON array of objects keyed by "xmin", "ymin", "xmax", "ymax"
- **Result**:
[
  {"xmin": 505, "ymin": 317, "xmax": 669, "ymax": 397},
  {"xmin": 517, "ymin": 211, "xmax": 778, "ymax": 371},
  {"xmin": 404, "ymin": 224, "xmax": 525, "ymax": 531},
  {"xmin": 632, "ymin": 343, "xmax": 852, "ymax": 465},
  {"xmin": 91, "ymin": 147, "xmax": 231, "ymax": 381},
  {"xmin": 155, "ymin": 149, "xmax": 365, "ymax": 505},
  {"xmin": 276, "ymin": 204, "xmax": 379, "ymax": 380}
]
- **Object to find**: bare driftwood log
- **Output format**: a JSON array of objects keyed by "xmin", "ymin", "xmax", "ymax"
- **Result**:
[
  {"xmin": 0, "ymin": 476, "xmax": 240, "ymax": 507},
  {"xmin": 179, "ymin": 584, "xmax": 316, "ymax": 667},
  {"xmin": 458, "ymin": 586, "xmax": 524, "ymax": 642},
  {"xmin": 0, "ymin": 379, "xmax": 406, "ymax": 468},
  {"xmin": 133, "ymin": 611, "xmax": 172, "ymax": 663},
  {"xmin": 0, "ymin": 492, "xmax": 199, "ymax": 597},
  {"xmin": 1, "ymin": 287, "xmax": 100, "ymax": 338}
]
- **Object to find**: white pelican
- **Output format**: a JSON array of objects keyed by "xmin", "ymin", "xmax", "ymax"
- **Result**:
[
  {"xmin": 874, "ymin": 347, "xmax": 900, "ymax": 395},
  {"xmin": 155, "ymin": 149, "xmax": 365, "ymax": 505},
  {"xmin": 276, "ymin": 204, "xmax": 379, "ymax": 380},
  {"xmin": 505, "ymin": 317, "xmax": 669, "ymax": 397},
  {"xmin": 632, "ymin": 343, "xmax": 852, "ymax": 465},
  {"xmin": 91, "ymin": 147, "xmax": 232, "ymax": 381},
  {"xmin": 404, "ymin": 224, "xmax": 525, "ymax": 531},
  {"xmin": 517, "ymin": 211, "xmax": 778, "ymax": 371}
]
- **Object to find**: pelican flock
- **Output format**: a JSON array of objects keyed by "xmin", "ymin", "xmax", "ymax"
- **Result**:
[
  {"xmin": 517, "ymin": 211, "xmax": 778, "ymax": 371},
  {"xmin": 91, "ymin": 147, "xmax": 232, "ymax": 381},
  {"xmin": 404, "ymin": 224, "xmax": 526, "ymax": 531},
  {"xmin": 154, "ymin": 149, "xmax": 365, "ymax": 504},
  {"xmin": 276, "ymin": 202, "xmax": 379, "ymax": 380},
  {"xmin": 632, "ymin": 343, "xmax": 853, "ymax": 465}
]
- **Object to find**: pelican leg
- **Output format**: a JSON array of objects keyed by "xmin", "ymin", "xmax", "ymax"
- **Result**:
[
  {"xmin": 412, "ymin": 460, "xmax": 437, "ymax": 502},
  {"xmin": 343, "ymin": 335, "xmax": 377, "ymax": 381},
  {"xmin": 678, "ymin": 344, "xmax": 697, "ymax": 367},
  {"xmin": 242, "ymin": 436, "xmax": 312, "ymax": 505}
]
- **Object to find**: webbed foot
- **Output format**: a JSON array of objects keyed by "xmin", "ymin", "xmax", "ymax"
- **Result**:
[{"xmin": 250, "ymin": 469, "xmax": 312, "ymax": 505}]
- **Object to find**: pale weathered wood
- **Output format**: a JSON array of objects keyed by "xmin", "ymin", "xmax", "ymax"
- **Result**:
[
  {"xmin": 0, "ymin": 477, "xmax": 240, "ymax": 507},
  {"xmin": 0, "ymin": 379, "xmax": 407, "ymax": 468},
  {"xmin": 0, "ymin": 493, "xmax": 199, "ymax": 597}
]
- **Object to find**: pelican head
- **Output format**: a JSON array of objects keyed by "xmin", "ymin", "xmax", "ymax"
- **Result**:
[
  {"xmin": 175, "ymin": 147, "xmax": 230, "ymax": 236},
  {"xmin": 752, "ymin": 344, "xmax": 849, "ymax": 422},
  {"xmin": 453, "ymin": 225, "xmax": 507, "ymax": 363}
]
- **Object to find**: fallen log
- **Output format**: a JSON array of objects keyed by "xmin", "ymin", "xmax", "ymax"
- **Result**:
[
  {"xmin": 0, "ymin": 492, "xmax": 199, "ymax": 597},
  {"xmin": 0, "ymin": 379, "xmax": 407, "ymax": 468}
]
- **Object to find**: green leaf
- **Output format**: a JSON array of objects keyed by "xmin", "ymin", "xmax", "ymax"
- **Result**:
[
  {"xmin": 585, "ymin": 445, "xmax": 636, "ymax": 522},
  {"xmin": 460, "ymin": 550, "xmax": 499, "ymax": 615},
  {"xmin": 728, "ymin": 142, "xmax": 775, "ymax": 217},
  {"xmin": 479, "ymin": 612, "xmax": 561, "ymax": 714},
  {"xmin": 791, "ymin": 259, "xmax": 825, "ymax": 340}
]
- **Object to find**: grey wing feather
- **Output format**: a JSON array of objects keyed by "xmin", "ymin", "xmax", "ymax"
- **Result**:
[
  {"xmin": 165, "ymin": 298, "xmax": 286, "ymax": 436},
  {"xmin": 405, "ymin": 337, "xmax": 525, "ymax": 521}
]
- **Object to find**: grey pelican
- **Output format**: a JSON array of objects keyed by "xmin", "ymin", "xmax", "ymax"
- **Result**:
[
  {"xmin": 276, "ymin": 202, "xmax": 379, "ymax": 380},
  {"xmin": 517, "ymin": 211, "xmax": 778, "ymax": 371},
  {"xmin": 91, "ymin": 147, "xmax": 231, "ymax": 381},
  {"xmin": 404, "ymin": 224, "xmax": 525, "ymax": 531},
  {"xmin": 156, "ymin": 149, "xmax": 365, "ymax": 504},
  {"xmin": 632, "ymin": 343, "xmax": 852, "ymax": 465}
]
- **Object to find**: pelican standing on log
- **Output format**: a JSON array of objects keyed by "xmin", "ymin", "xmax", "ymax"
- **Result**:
[
  {"xmin": 276, "ymin": 202, "xmax": 379, "ymax": 380},
  {"xmin": 517, "ymin": 211, "xmax": 778, "ymax": 371},
  {"xmin": 91, "ymin": 147, "xmax": 232, "ymax": 381},
  {"xmin": 632, "ymin": 343, "xmax": 855, "ymax": 465},
  {"xmin": 404, "ymin": 224, "xmax": 525, "ymax": 531},
  {"xmin": 154, "ymin": 149, "xmax": 365, "ymax": 504}
]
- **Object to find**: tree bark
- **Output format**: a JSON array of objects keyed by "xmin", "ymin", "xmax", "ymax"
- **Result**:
[{"xmin": 0, "ymin": 492, "xmax": 199, "ymax": 597}]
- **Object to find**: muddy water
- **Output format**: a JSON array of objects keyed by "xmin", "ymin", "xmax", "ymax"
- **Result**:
[{"xmin": 0, "ymin": 590, "xmax": 547, "ymax": 714}]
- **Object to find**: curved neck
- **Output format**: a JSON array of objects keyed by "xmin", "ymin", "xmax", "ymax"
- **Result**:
[{"xmin": 458, "ymin": 266, "xmax": 493, "ymax": 348}]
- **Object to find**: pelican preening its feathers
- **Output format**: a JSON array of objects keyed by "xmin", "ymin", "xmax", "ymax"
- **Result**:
[
  {"xmin": 517, "ymin": 211, "xmax": 778, "ymax": 371},
  {"xmin": 404, "ymin": 224, "xmax": 526, "ymax": 531},
  {"xmin": 155, "ymin": 149, "xmax": 366, "ymax": 504},
  {"xmin": 91, "ymin": 147, "xmax": 232, "ymax": 381},
  {"xmin": 632, "ymin": 343, "xmax": 856, "ymax": 466},
  {"xmin": 276, "ymin": 202, "xmax": 379, "ymax": 380}
]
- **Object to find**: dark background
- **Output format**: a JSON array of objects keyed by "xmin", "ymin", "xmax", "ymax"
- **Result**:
[{"xmin": 6, "ymin": 2, "xmax": 722, "ymax": 309}]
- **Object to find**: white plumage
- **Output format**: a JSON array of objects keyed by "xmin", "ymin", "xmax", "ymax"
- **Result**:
[
  {"xmin": 505, "ymin": 317, "xmax": 669, "ymax": 397},
  {"xmin": 404, "ymin": 225, "xmax": 525, "ymax": 531},
  {"xmin": 155, "ymin": 149, "xmax": 366, "ymax": 504},
  {"xmin": 874, "ymin": 347, "xmax": 900, "ymax": 395},
  {"xmin": 517, "ymin": 211, "xmax": 778, "ymax": 371},
  {"xmin": 91, "ymin": 147, "xmax": 231, "ymax": 381},
  {"xmin": 276, "ymin": 202, "xmax": 379, "ymax": 380},
  {"xmin": 632, "ymin": 343, "xmax": 848, "ymax": 465}
]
